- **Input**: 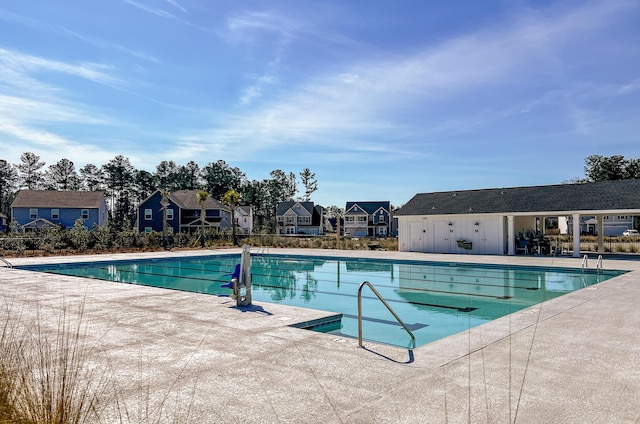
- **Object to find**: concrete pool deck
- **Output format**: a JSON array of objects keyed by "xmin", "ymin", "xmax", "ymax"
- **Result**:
[{"xmin": 1, "ymin": 248, "xmax": 639, "ymax": 423}]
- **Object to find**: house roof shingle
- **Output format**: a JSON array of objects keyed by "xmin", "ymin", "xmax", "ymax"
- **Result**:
[
  {"xmin": 168, "ymin": 190, "xmax": 230, "ymax": 211},
  {"xmin": 396, "ymin": 180, "xmax": 640, "ymax": 216},
  {"xmin": 11, "ymin": 190, "xmax": 106, "ymax": 209},
  {"xmin": 345, "ymin": 201, "xmax": 390, "ymax": 215},
  {"xmin": 276, "ymin": 201, "xmax": 316, "ymax": 216}
]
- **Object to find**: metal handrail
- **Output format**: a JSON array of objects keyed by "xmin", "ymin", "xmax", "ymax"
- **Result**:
[
  {"xmin": 358, "ymin": 281, "xmax": 416, "ymax": 349},
  {"xmin": 0, "ymin": 257, "xmax": 12, "ymax": 268},
  {"xmin": 596, "ymin": 255, "xmax": 603, "ymax": 270},
  {"xmin": 581, "ymin": 254, "xmax": 588, "ymax": 271},
  {"xmin": 253, "ymin": 246, "xmax": 269, "ymax": 255}
]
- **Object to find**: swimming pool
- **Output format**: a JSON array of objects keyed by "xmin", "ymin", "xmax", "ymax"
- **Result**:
[{"xmin": 18, "ymin": 254, "xmax": 625, "ymax": 348}]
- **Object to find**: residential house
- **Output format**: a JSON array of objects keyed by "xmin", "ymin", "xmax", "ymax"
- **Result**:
[
  {"xmin": 235, "ymin": 205, "xmax": 253, "ymax": 235},
  {"xmin": 276, "ymin": 201, "xmax": 324, "ymax": 235},
  {"xmin": 137, "ymin": 190, "xmax": 232, "ymax": 234},
  {"xmin": 10, "ymin": 190, "xmax": 108, "ymax": 230},
  {"xmin": 325, "ymin": 216, "xmax": 344, "ymax": 234},
  {"xmin": 0, "ymin": 213, "xmax": 7, "ymax": 233},
  {"xmin": 568, "ymin": 214, "xmax": 637, "ymax": 236},
  {"xmin": 396, "ymin": 180, "xmax": 640, "ymax": 256},
  {"xmin": 343, "ymin": 201, "xmax": 392, "ymax": 237}
]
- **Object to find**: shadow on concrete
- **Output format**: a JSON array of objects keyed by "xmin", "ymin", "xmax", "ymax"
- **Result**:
[{"xmin": 361, "ymin": 346, "xmax": 415, "ymax": 364}]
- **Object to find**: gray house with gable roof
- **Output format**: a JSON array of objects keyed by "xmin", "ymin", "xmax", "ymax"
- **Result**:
[
  {"xmin": 396, "ymin": 179, "xmax": 640, "ymax": 256},
  {"xmin": 344, "ymin": 201, "xmax": 392, "ymax": 237},
  {"xmin": 276, "ymin": 201, "xmax": 324, "ymax": 235}
]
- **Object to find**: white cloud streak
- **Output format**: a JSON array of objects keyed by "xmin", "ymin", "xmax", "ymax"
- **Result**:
[{"xmin": 181, "ymin": 0, "xmax": 637, "ymax": 163}]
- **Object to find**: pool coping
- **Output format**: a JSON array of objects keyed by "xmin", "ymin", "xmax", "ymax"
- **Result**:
[{"xmin": 2, "ymin": 248, "xmax": 640, "ymax": 422}]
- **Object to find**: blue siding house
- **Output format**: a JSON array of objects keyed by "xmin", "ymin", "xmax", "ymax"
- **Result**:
[
  {"xmin": 0, "ymin": 213, "xmax": 7, "ymax": 233},
  {"xmin": 343, "ymin": 201, "xmax": 392, "ymax": 237},
  {"xmin": 137, "ymin": 190, "xmax": 232, "ymax": 234},
  {"xmin": 10, "ymin": 190, "xmax": 108, "ymax": 230}
]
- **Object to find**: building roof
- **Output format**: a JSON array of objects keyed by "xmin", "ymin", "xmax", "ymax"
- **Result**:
[
  {"xmin": 397, "ymin": 180, "xmax": 640, "ymax": 216},
  {"xmin": 168, "ymin": 190, "xmax": 230, "ymax": 211},
  {"xmin": 11, "ymin": 190, "xmax": 106, "ymax": 209},
  {"xmin": 276, "ymin": 201, "xmax": 316, "ymax": 216},
  {"xmin": 235, "ymin": 205, "xmax": 252, "ymax": 216},
  {"xmin": 345, "ymin": 201, "xmax": 390, "ymax": 215}
]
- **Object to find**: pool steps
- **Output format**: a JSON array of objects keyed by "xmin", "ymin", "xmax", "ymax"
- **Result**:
[{"xmin": 291, "ymin": 314, "xmax": 343, "ymax": 332}]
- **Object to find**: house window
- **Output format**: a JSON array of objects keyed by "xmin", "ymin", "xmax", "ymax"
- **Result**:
[
  {"xmin": 145, "ymin": 209, "xmax": 152, "ymax": 220},
  {"xmin": 166, "ymin": 209, "xmax": 174, "ymax": 220},
  {"xmin": 51, "ymin": 209, "xmax": 59, "ymax": 219},
  {"xmin": 345, "ymin": 216, "xmax": 354, "ymax": 222},
  {"xmin": 358, "ymin": 216, "xmax": 367, "ymax": 222},
  {"xmin": 81, "ymin": 209, "xmax": 89, "ymax": 219},
  {"xmin": 30, "ymin": 209, "xmax": 38, "ymax": 219},
  {"xmin": 144, "ymin": 227, "xmax": 152, "ymax": 234}
]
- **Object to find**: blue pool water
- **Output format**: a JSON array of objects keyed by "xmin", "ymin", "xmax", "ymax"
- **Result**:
[{"xmin": 18, "ymin": 254, "xmax": 625, "ymax": 348}]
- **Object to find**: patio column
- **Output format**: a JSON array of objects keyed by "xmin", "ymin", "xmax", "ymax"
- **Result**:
[
  {"xmin": 596, "ymin": 214, "xmax": 605, "ymax": 253},
  {"xmin": 507, "ymin": 215, "xmax": 515, "ymax": 255},
  {"xmin": 572, "ymin": 213, "xmax": 581, "ymax": 257}
]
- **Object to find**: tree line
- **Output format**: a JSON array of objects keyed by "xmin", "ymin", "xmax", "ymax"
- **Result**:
[
  {"xmin": 581, "ymin": 154, "xmax": 640, "ymax": 182},
  {"xmin": 0, "ymin": 152, "xmax": 320, "ymax": 233}
]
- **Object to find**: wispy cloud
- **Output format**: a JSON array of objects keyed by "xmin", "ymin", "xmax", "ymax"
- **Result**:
[
  {"xmin": 60, "ymin": 28, "xmax": 161, "ymax": 64},
  {"xmin": 0, "ymin": 115, "xmax": 117, "ymax": 167},
  {"xmin": 183, "ymin": 0, "xmax": 637, "ymax": 163},
  {"xmin": 165, "ymin": 0, "xmax": 187, "ymax": 14},
  {"xmin": 0, "ymin": 48, "xmax": 120, "ymax": 88},
  {"xmin": 0, "ymin": 47, "xmax": 125, "ymax": 166},
  {"xmin": 238, "ymin": 75, "xmax": 277, "ymax": 106},
  {"xmin": 0, "ymin": 8, "xmax": 160, "ymax": 64},
  {"xmin": 123, "ymin": 0, "xmax": 213, "ymax": 33},
  {"xmin": 227, "ymin": 11, "xmax": 299, "ymax": 38}
]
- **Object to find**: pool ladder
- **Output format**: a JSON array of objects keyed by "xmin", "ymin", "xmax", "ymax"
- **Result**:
[
  {"xmin": 253, "ymin": 246, "xmax": 269, "ymax": 255},
  {"xmin": 357, "ymin": 281, "xmax": 416, "ymax": 349},
  {"xmin": 581, "ymin": 254, "xmax": 603, "ymax": 272}
]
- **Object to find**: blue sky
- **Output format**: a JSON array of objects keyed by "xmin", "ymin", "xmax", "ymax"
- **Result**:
[{"xmin": 1, "ymin": 0, "xmax": 639, "ymax": 208}]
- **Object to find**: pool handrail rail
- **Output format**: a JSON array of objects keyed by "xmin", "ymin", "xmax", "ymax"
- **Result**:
[
  {"xmin": 581, "ymin": 254, "xmax": 588, "ymax": 271},
  {"xmin": 0, "ymin": 256, "xmax": 12, "ymax": 268},
  {"xmin": 357, "ymin": 280, "xmax": 416, "ymax": 350}
]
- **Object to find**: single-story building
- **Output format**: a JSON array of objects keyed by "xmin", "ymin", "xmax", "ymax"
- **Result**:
[
  {"xmin": 10, "ymin": 190, "xmax": 108, "ymax": 230},
  {"xmin": 396, "ymin": 179, "xmax": 640, "ymax": 256}
]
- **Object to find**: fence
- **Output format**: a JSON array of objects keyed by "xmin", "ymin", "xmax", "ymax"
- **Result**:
[
  {"xmin": 546, "ymin": 234, "xmax": 640, "ymax": 255},
  {"xmin": 0, "ymin": 232, "xmax": 399, "ymax": 258}
]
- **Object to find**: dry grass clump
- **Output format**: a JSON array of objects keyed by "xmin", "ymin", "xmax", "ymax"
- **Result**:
[
  {"xmin": 0, "ymin": 301, "xmax": 111, "ymax": 424},
  {"xmin": 0, "ymin": 297, "xmax": 198, "ymax": 424}
]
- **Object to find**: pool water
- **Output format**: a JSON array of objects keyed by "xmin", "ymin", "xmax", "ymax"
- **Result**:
[{"xmin": 19, "ymin": 254, "xmax": 625, "ymax": 348}]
